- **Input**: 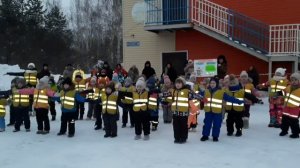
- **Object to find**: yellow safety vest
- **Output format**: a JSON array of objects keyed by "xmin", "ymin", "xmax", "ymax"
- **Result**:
[
  {"xmin": 33, "ymin": 89, "xmax": 49, "ymax": 109},
  {"xmin": 24, "ymin": 71, "xmax": 37, "ymax": 86},
  {"xmin": 12, "ymin": 89, "xmax": 30, "ymax": 107},
  {"xmin": 133, "ymin": 91, "xmax": 148, "ymax": 112},
  {"xmin": 244, "ymin": 83, "xmax": 254, "ymax": 93},
  {"xmin": 284, "ymin": 86, "xmax": 300, "ymax": 108},
  {"xmin": 269, "ymin": 79, "xmax": 288, "ymax": 97},
  {"xmin": 204, "ymin": 90, "xmax": 225, "ymax": 113},
  {"xmin": 148, "ymin": 94, "xmax": 158, "ymax": 110},
  {"xmin": 225, "ymin": 89, "xmax": 245, "ymax": 112},
  {"xmin": 0, "ymin": 99, "xmax": 7, "ymax": 117},
  {"xmin": 74, "ymin": 79, "xmax": 86, "ymax": 91},
  {"xmin": 102, "ymin": 93, "xmax": 118, "ymax": 115},
  {"xmin": 193, "ymin": 84, "xmax": 201, "ymax": 107},
  {"xmin": 120, "ymin": 86, "xmax": 135, "ymax": 104},
  {"xmin": 87, "ymin": 87, "xmax": 104, "ymax": 100},
  {"xmin": 171, "ymin": 89, "xmax": 189, "ymax": 112},
  {"xmin": 60, "ymin": 90, "xmax": 76, "ymax": 110}
]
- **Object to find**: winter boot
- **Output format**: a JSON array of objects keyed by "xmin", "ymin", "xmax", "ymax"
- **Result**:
[
  {"xmin": 68, "ymin": 134, "xmax": 74, "ymax": 138},
  {"xmin": 235, "ymin": 130, "xmax": 242, "ymax": 137},
  {"xmin": 134, "ymin": 135, "xmax": 141, "ymax": 140},
  {"xmin": 213, "ymin": 137, "xmax": 219, "ymax": 142},
  {"xmin": 279, "ymin": 131, "xmax": 288, "ymax": 136},
  {"xmin": 289, "ymin": 134, "xmax": 299, "ymax": 138},
  {"xmin": 200, "ymin": 136, "xmax": 209, "ymax": 141},
  {"xmin": 243, "ymin": 117, "xmax": 249, "ymax": 129},
  {"xmin": 51, "ymin": 115, "xmax": 56, "ymax": 121},
  {"xmin": 13, "ymin": 129, "xmax": 20, "ymax": 132},
  {"xmin": 104, "ymin": 134, "xmax": 111, "ymax": 138},
  {"xmin": 57, "ymin": 132, "xmax": 65, "ymax": 136},
  {"xmin": 36, "ymin": 130, "xmax": 43, "ymax": 134},
  {"xmin": 143, "ymin": 135, "xmax": 150, "ymax": 141}
]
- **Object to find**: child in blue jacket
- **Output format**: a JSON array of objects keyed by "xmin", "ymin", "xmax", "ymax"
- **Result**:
[{"xmin": 199, "ymin": 77, "xmax": 244, "ymax": 142}]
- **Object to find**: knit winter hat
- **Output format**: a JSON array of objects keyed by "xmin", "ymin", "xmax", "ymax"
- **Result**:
[
  {"xmin": 27, "ymin": 63, "xmax": 35, "ymax": 69},
  {"xmin": 124, "ymin": 77, "xmax": 133, "ymax": 87},
  {"xmin": 240, "ymin": 71, "xmax": 248, "ymax": 78},
  {"xmin": 112, "ymin": 73, "xmax": 119, "ymax": 83},
  {"xmin": 209, "ymin": 77, "xmax": 219, "ymax": 88},
  {"xmin": 147, "ymin": 76, "xmax": 156, "ymax": 90},
  {"xmin": 275, "ymin": 68, "xmax": 286, "ymax": 76},
  {"xmin": 136, "ymin": 77, "xmax": 146, "ymax": 89},
  {"xmin": 229, "ymin": 74, "xmax": 239, "ymax": 86},
  {"xmin": 16, "ymin": 78, "xmax": 26, "ymax": 87},
  {"xmin": 39, "ymin": 76, "xmax": 49, "ymax": 85},
  {"xmin": 163, "ymin": 75, "xmax": 171, "ymax": 85},
  {"xmin": 62, "ymin": 77, "xmax": 73, "ymax": 86},
  {"xmin": 290, "ymin": 72, "xmax": 300, "ymax": 81},
  {"xmin": 106, "ymin": 82, "xmax": 116, "ymax": 93},
  {"xmin": 175, "ymin": 77, "xmax": 186, "ymax": 85},
  {"xmin": 90, "ymin": 76, "xmax": 97, "ymax": 84}
]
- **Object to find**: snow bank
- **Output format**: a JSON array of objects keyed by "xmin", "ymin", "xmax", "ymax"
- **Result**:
[{"xmin": 0, "ymin": 64, "xmax": 24, "ymax": 90}]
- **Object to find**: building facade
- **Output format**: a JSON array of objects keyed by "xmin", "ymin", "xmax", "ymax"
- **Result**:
[{"xmin": 123, "ymin": 0, "xmax": 300, "ymax": 81}]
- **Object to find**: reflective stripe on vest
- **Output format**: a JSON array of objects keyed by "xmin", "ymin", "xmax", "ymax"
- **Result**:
[
  {"xmin": 102, "ymin": 93, "xmax": 118, "ymax": 114},
  {"xmin": 60, "ymin": 90, "xmax": 76, "ymax": 110},
  {"xmin": 0, "ymin": 104, "xmax": 5, "ymax": 114},
  {"xmin": 12, "ymin": 94, "xmax": 30, "ymax": 107},
  {"xmin": 133, "ymin": 91, "xmax": 148, "ymax": 112},
  {"xmin": 269, "ymin": 79, "xmax": 288, "ymax": 97},
  {"xmin": 148, "ymin": 96, "xmax": 158, "ymax": 110},
  {"xmin": 34, "ymin": 89, "xmax": 49, "ymax": 108},
  {"xmin": 284, "ymin": 86, "xmax": 300, "ymax": 108},
  {"xmin": 171, "ymin": 89, "xmax": 189, "ymax": 112},
  {"xmin": 225, "ymin": 90, "xmax": 245, "ymax": 112},
  {"xmin": 204, "ymin": 90, "xmax": 224, "ymax": 113},
  {"xmin": 24, "ymin": 72, "xmax": 37, "ymax": 85}
]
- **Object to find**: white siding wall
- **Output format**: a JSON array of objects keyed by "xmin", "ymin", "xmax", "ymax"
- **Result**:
[{"xmin": 122, "ymin": 0, "xmax": 175, "ymax": 76}]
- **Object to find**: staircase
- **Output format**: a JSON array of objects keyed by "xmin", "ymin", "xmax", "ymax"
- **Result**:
[{"xmin": 144, "ymin": 0, "xmax": 300, "ymax": 62}]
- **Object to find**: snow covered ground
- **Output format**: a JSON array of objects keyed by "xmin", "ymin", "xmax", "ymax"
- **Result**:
[{"xmin": 0, "ymin": 64, "xmax": 299, "ymax": 168}]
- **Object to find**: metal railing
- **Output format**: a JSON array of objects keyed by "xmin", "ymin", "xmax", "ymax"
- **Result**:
[
  {"xmin": 269, "ymin": 24, "xmax": 300, "ymax": 56},
  {"xmin": 145, "ymin": 0, "xmax": 190, "ymax": 25},
  {"xmin": 192, "ymin": 0, "xmax": 229, "ymax": 36},
  {"xmin": 228, "ymin": 10, "xmax": 270, "ymax": 54}
]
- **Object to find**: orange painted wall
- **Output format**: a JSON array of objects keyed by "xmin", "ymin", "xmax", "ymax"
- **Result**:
[
  {"xmin": 210, "ymin": 0, "xmax": 300, "ymax": 24},
  {"xmin": 176, "ymin": 29, "xmax": 293, "ymax": 82}
]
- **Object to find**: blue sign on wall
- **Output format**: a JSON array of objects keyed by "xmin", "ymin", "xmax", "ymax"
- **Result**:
[{"xmin": 127, "ymin": 41, "xmax": 140, "ymax": 47}]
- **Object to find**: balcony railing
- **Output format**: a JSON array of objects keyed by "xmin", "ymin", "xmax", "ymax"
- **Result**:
[{"xmin": 145, "ymin": 0, "xmax": 190, "ymax": 25}]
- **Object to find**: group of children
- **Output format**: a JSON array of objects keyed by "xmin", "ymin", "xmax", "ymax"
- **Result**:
[{"xmin": 0, "ymin": 62, "xmax": 300, "ymax": 143}]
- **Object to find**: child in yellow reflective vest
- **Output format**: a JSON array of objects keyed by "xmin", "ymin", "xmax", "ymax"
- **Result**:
[
  {"xmin": 258, "ymin": 68, "xmax": 289, "ymax": 128},
  {"xmin": 200, "ymin": 77, "xmax": 244, "ymax": 142},
  {"xmin": 146, "ymin": 76, "xmax": 160, "ymax": 131},
  {"xmin": 169, "ymin": 77, "xmax": 191, "ymax": 144},
  {"xmin": 132, "ymin": 77, "xmax": 150, "ymax": 141},
  {"xmin": 119, "ymin": 77, "xmax": 135, "ymax": 128},
  {"xmin": 0, "ymin": 97, "xmax": 8, "ymax": 132},
  {"xmin": 94, "ymin": 78, "xmax": 107, "ymax": 130},
  {"xmin": 102, "ymin": 82, "xmax": 119, "ymax": 138},
  {"xmin": 280, "ymin": 72, "xmax": 300, "ymax": 138},
  {"xmin": 86, "ymin": 76, "xmax": 99, "ymax": 120},
  {"xmin": 55, "ymin": 77, "xmax": 90, "ymax": 137},
  {"xmin": 0, "ymin": 78, "xmax": 31, "ymax": 132},
  {"xmin": 225, "ymin": 75, "xmax": 258, "ymax": 137},
  {"xmin": 19, "ymin": 76, "xmax": 56, "ymax": 135},
  {"xmin": 49, "ymin": 76, "xmax": 58, "ymax": 121},
  {"xmin": 73, "ymin": 72, "xmax": 87, "ymax": 120}
]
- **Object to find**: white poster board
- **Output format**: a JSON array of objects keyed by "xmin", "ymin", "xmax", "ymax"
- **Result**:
[{"xmin": 194, "ymin": 59, "xmax": 218, "ymax": 77}]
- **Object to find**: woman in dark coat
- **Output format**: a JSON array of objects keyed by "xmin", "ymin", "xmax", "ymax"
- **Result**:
[
  {"xmin": 217, "ymin": 55, "xmax": 227, "ymax": 79},
  {"xmin": 247, "ymin": 66, "xmax": 259, "ymax": 87},
  {"xmin": 142, "ymin": 61, "xmax": 156, "ymax": 80},
  {"xmin": 163, "ymin": 63, "xmax": 177, "ymax": 83}
]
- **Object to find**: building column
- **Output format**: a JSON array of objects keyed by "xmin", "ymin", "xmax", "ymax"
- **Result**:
[
  {"xmin": 293, "ymin": 59, "xmax": 298, "ymax": 73},
  {"xmin": 268, "ymin": 59, "xmax": 272, "ymax": 81}
]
